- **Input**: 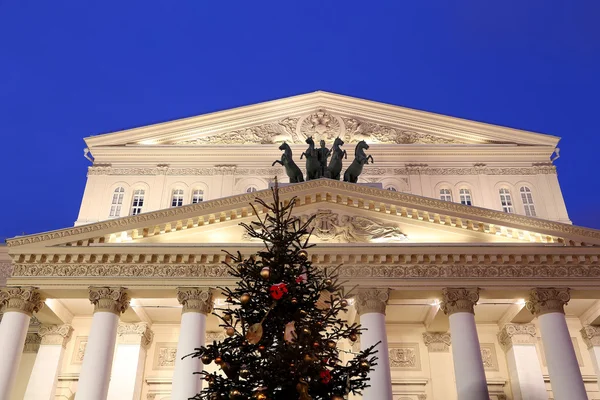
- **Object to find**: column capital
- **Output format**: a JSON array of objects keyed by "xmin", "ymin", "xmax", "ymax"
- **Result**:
[
  {"xmin": 0, "ymin": 286, "xmax": 44, "ymax": 316},
  {"xmin": 39, "ymin": 324, "xmax": 73, "ymax": 347},
  {"xmin": 526, "ymin": 287, "xmax": 570, "ymax": 316},
  {"xmin": 422, "ymin": 332, "xmax": 451, "ymax": 352},
  {"xmin": 117, "ymin": 322, "xmax": 154, "ymax": 348},
  {"xmin": 355, "ymin": 288, "xmax": 390, "ymax": 315},
  {"xmin": 581, "ymin": 325, "xmax": 600, "ymax": 349},
  {"xmin": 177, "ymin": 287, "xmax": 214, "ymax": 314},
  {"xmin": 497, "ymin": 323, "xmax": 537, "ymax": 352},
  {"xmin": 88, "ymin": 286, "xmax": 129, "ymax": 315},
  {"xmin": 440, "ymin": 287, "xmax": 479, "ymax": 315},
  {"xmin": 23, "ymin": 332, "xmax": 42, "ymax": 353}
]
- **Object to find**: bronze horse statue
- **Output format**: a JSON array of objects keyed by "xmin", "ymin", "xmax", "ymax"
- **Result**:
[
  {"xmin": 325, "ymin": 137, "xmax": 347, "ymax": 180},
  {"xmin": 300, "ymin": 137, "xmax": 321, "ymax": 180},
  {"xmin": 272, "ymin": 142, "xmax": 304, "ymax": 183},
  {"xmin": 343, "ymin": 140, "xmax": 373, "ymax": 183}
]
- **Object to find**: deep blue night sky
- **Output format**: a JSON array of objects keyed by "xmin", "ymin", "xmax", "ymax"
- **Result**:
[{"xmin": 1, "ymin": 1, "xmax": 599, "ymax": 240}]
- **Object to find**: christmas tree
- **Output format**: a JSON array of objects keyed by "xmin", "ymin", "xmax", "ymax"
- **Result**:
[{"xmin": 191, "ymin": 182, "xmax": 378, "ymax": 400}]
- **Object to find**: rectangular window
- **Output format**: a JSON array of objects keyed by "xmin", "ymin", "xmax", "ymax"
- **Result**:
[
  {"xmin": 499, "ymin": 189, "xmax": 514, "ymax": 213},
  {"xmin": 440, "ymin": 189, "xmax": 452, "ymax": 202},
  {"xmin": 172, "ymin": 189, "xmax": 184, "ymax": 207},
  {"xmin": 459, "ymin": 189, "xmax": 472, "ymax": 206},
  {"xmin": 131, "ymin": 189, "xmax": 145, "ymax": 215},
  {"xmin": 192, "ymin": 189, "xmax": 204, "ymax": 204}
]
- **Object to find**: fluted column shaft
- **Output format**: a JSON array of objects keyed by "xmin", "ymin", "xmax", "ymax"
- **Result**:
[
  {"xmin": 527, "ymin": 288, "xmax": 586, "ymax": 400},
  {"xmin": 0, "ymin": 287, "xmax": 44, "ymax": 399},
  {"xmin": 356, "ymin": 288, "xmax": 392, "ymax": 400},
  {"xmin": 75, "ymin": 287, "xmax": 129, "ymax": 400},
  {"xmin": 581, "ymin": 325, "xmax": 600, "ymax": 392},
  {"xmin": 441, "ymin": 287, "xmax": 489, "ymax": 400},
  {"xmin": 498, "ymin": 323, "xmax": 546, "ymax": 400},
  {"xmin": 172, "ymin": 287, "xmax": 214, "ymax": 400},
  {"xmin": 24, "ymin": 324, "xmax": 73, "ymax": 400}
]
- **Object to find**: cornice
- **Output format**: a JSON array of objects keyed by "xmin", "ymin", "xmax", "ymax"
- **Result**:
[
  {"xmin": 7, "ymin": 180, "xmax": 599, "ymax": 250},
  {"xmin": 84, "ymin": 91, "xmax": 559, "ymax": 149}
]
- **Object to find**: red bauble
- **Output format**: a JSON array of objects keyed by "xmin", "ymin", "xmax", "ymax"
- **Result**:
[
  {"xmin": 269, "ymin": 283, "xmax": 288, "ymax": 300},
  {"xmin": 320, "ymin": 369, "xmax": 332, "ymax": 384}
]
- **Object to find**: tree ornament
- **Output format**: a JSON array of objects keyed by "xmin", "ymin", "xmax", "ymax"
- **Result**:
[
  {"xmin": 201, "ymin": 354, "xmax": 212, "ymax": 364},
  {"xmin": 340, "ymin": 299, "xmax": 348, "ymax": 307},
  {"xmin": 240, "ymin": 366, "xmax": 250, "ymax": 379},
  {"xmin": 258, "ymin": 345, "xmax": 266, "ymax": 353},
  {"xmin": 303, "ymin": 354, "xmax": 313, "ymax": 362},
  {"xmin": 223, "ymin": 313, "xmax": 232, "ymax": 323},
  {"xmin": 313, "ymin": 341, "xmax": 320, "ymax": 348},
  {"xmin": 327, "ymin": 340, "xmax": 336, "ymax": 349},
  {"xmin": 320, "ymin": 369, "xmax": 332, "ymax": 384},
  {"xmin": 214, "ymin": 356, "xmax": 223, "ymax": 365},
  {"xmin": 246, "ymin": 323, "xmax": 264, "ymax": 345},
  {"xmin": 298, "ymin": 250, "xmax": 308, "ymax": 260},
  {"xmin": 331, "ymin": 396, "xmax": 344, "ymax": 400},
  {"xmin": 240, "ymin": 293, "xmax": 251, "ymax": 305},
  {"xmin": 269, "ymin": 283, "xmax": 288, "ymax": 300},
  {"xmin": 324, "ymin": 278, "xmax": 333, "ymax": 287},
  {"xmin": 296, "ymin": 378, "xmax": 312, "ymax": 400},
  {"xmin": 291, "ymin": 297, "xmax": 298, "ymax": 305},
  {"xmin": 229, "ymin": 389, "xmax": 242, "ymax": 399},
  {"xmin": 253, "ymin": 393, "xmax": 267, "ymax": 400},
  {"xmin": 260, "ymin": 266, "xmax": 271, "ymax": 279},
  {"xmin": 284, "ymin": 321, "xmax": 296, "ymax": 343},
  {"xmin": 226, "ymin": 296, "xmax": 233, "ymax": 302},
  {"xmin": 302, "ymin": 327, "xmax": 311, "ymax": 335},
  {"xmin": 225, "ymin": 326, "xmax": 235, "ymax": 337},
  {"xmin": 359, "ymin": 359, "xmax": 371, "ymax": 370},
  {"xmin": 316, "ymin": 290, "xmax": 332, "ymax": 310},
  {"xmin": 348, "ymin": 332, "xmax": 358, "ymax": 342}
]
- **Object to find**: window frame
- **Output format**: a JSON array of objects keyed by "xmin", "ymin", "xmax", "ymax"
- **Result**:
[
  {"xmin": 130, "ymin": 189, "xmax": 145, "ymax": 216},
  {"xmin": 499, "ymin": 188, "xmax": 514, "ymax": 213},
  {"xmin": 171, "ymin": 189, "xmax": 185, "ymax": 207},
  {"xmin": 191, "ymin": 188, "xmax": 204, "ymax": 204},
  {"xmin": 459, "ymin": 188, "xmax": 473, "ymax": 206},
  {"xmin": 520, "ymin": 186, "xmax": 537, "ymax": 217},
  {"xmin": 109, "ymin": 187, "xmax": 125, "ymax": 218},
  {"xmin": 439, "ymin": 188, "xmax": 453, "ymax": 202}
]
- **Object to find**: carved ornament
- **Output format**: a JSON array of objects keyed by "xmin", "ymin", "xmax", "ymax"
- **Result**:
[
  {"xmin": 0, "ymin": 287, "xmax": 44, "ymax": 316},
  {"xmin": 497, "ymin": 323, "xmax": 537, "ymax": 351},
  {"xmin": 355, "ymin": 288, "xmax": 389, "ymax": 315},
  {"xmin": 177, "ymin": 287, "xmax": 213, "ymax": 314},
  {"xmin": 581, "ymin": 325, "xmax": 600, "ymax": 349},
  {"xmin": 117, "ymin": 322, "xmax": 153, "ymax": 348},
  {"xmin": 88, "ymin": 286, "xmax": 129, "ymax": 315},
  {"xmin": 422, "ymin": 332, "xmax": 451, "ymax": 352},
  {"xmin": 24, "ymin": 332, "xmax": 41, "ymax": 353},
  {"xmin": 441, "ymin": 287, "xmax": 479, "ymax": 315},
  {"xmin": 526, "ymin": 287, "xmax": 570, "ymax": 316},
  {"xmin": 389, "ymin": 343, "xmax": 420, "ymax": 369},
  {"xmin": 206, "ymin": 331, "xmax": 227, "ymax": 343},
  {"xmin": 342, "ymin": 117, "xmax": 460, "ymax": 144},
  {"xmin": 480, "ymin": 343, "xmax": 499, "ymax": 370},
  {"xmin": 39, "ymin": 324, "xmax": 73, "ymax": 347},
  {"xmin": 0, "ymin": 263, "xmax": 13, "ymax": 282}
]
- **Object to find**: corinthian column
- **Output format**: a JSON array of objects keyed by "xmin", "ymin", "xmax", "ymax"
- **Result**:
[
  {"xmin": 581, "ymin": 325, "xmax": 600, "ymax": 391},
  {"xmin": 0, "ymin": 286, "xmax": 44, "ymax": 399},
  {"xmin": 355, "ymin": 288, "xmax": 392, "ymax": 400},
  {"xmin": 497, "ymin": 324, "xmax": 546, "ymax": 400},
  {"xmin": 75, "ymin": 287, "xmax": 129, "ymax": 400},
  {"xmin": 171, "ymin": 287, "xmax": 214, "ymax": 400},
  {"xmin": 526, "ymin": 288, "xmax": 586, "ymax": 400},
  {"xmin": 24, "ymin": 324, "xmax": 73, "ymax": 400},
  {"xmin": 107, "ymin": 322, "xmax": 153, "ymax": 400},
  {"xmin": 441, "ymin": 287, "xmax": 489, "ymax": 400}
]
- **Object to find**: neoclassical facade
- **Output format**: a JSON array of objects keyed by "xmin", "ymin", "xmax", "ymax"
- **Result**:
[{"xmin": 1, "ymin": 91, "xmax": 600, "ymax": 400}]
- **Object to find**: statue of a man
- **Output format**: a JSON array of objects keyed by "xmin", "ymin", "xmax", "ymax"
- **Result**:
[{"xmin": 317, "ymin": 140, "xmax": 330, "ymax": 178}]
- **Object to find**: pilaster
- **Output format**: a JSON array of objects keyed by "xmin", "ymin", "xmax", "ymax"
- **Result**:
[
  {"xmin": 497, "ymin": 323, "xmax": 537, "ymax": 352},
  {"xmin": 38, "ymin": 324, "xmax": 73, "ymax": 348},
  {"xmin": 422, "ymin": 332, "xmax": 451, "ymax": 352},
  {"xmin": 116, "ymin": 322, "xmax": 154, "ymax": 348}
]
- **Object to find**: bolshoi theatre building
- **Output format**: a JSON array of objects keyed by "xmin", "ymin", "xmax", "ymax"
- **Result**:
[{"xmin": 2, "ymin": 91, "xmax": 600, "ymax": 400}]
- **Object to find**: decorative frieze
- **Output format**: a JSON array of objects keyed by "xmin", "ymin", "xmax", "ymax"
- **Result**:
[
  {"xmin": 24, "ymin": 332, "xmax": 42, "ymax": 353},
  {"xmin": 422, "ymin": 332, "xmax": 451, "ymax": 352},
  {"xmin": 177, "ymin": 287, "xmax": 214, "ymax": 314},
  {"xmin": 440, "ymin": 287, "xmax": 479, "ymax": 315},
  {"xmin": 88, "ymin": 286, "xmax": 129, "ymax": 315},
  {"xmin": 0, "ymin": 286, "xmax": 44, "ymax": 316},
  {"xmin": 526, "ymin": 287, "xmax": 570, "ymax": 316},
  {"xmin": 580, "ymin": 325, "xmax": 600, "ymax": 349},
  {"xmin": 355, "ymin": 288, "xmax": 389, "ymax": 315},
  {"xmin": 497, "ymin": 323, "xmax": 537, "ymax": 351},
  {"xmin": 117, "ymin": 322, "xmax": 153, "ymax": 348},
  {"xmin": 71, "ymin": 336, "xmax": 88, "ymax": 364},
  {"xmin": 388, "ymin": 343, "xmax": 421, "ymax": 369},
  {"xmin": 153, "ymin": 343, "xmax": 178, "ymax": 369},
  {"xmin": 39, "ymin": 324, "xmax": 73, "ymax": 347},
  {"xmin": 480, "ymin": 343, "xmax": 499, "ymax": 371}
]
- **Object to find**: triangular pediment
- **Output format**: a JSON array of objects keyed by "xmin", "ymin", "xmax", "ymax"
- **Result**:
[
  {"xmin": 7, "ymin": 180, "xmax": 600, "ymax": 255},
  {"xmin": 84, "ymin": 91, "xmax": 559, "ymax": 149}
]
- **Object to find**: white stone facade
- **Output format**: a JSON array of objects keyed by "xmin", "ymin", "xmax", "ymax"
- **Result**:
[{"xmin": 2, "ymin": 92, "xmax": 599, "ymax": 399}]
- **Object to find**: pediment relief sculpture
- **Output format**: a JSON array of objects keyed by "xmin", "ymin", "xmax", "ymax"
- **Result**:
[
  {"xmin": 242, "ymin": 209, "xmax": 407, "ymax": 243},
  {"xmin": 171, "ymin": 110, "xmax": 465, "ymax": 146}
]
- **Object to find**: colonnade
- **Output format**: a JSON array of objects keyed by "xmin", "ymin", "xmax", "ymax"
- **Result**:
[{"xmin": 0, "ymin": 286, "xmax": 597, "ymax": 400}]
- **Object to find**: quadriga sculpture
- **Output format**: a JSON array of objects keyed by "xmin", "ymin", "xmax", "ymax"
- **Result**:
[
  {"xmin": 272, "ymin": 142, "xmax": 304, "ymax": 183},
  {"xmin": 343, "ymin": 140, "xmax": 373, "ymax": 183}
]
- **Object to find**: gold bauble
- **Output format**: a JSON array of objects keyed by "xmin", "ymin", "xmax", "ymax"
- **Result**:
[
  {"xmin": 240, "ymin": 367, "xmax": 250, "ymax": 379},
  {"xmin": 214, "ymin": 356, "xmax": 223, "ymax": 365},
  {"xmin": 240, "ymin": 293, "xmax": 251, "ymax": 305},
  {"xmin": 359, "ymin": 359, "xmax": 371, "ymax": 370},
  {"xmin": 303, "ymin": 353, "xmax": 313, "ymax": 362},
  {"xmin": 348, "ymin": 332, "xmax": 358, "ymax": 342},
  {"xmin": 223, "ymin": 313, "xmax": 232, "ymax": 322},
  {"xmin": 327, "ymin": 340, "xmax": 337, "ymax": 349},
  {"xmin": 201, "ymin": 354, "xmax": 212, "ymax": 364},
  {"xmin": 253, "ymin": 393, "xmax": 267, "ymax": 400},
  {"xmin": 291, "ymin": 297, "xmax": 298, "ymax": 305},
  {"xmin": 298, "ymin": 250, "xmax": 308, "ymax": 260},
  {"xmin": 324, "ymin": 278, "xmax": 333, "ymax": 287},
  {"xmin": 226, "ymin": 326, "xmax": 235, "ymax": 337},
  {"xmin": 340, "ymin": 299, "xmax": 348, "ymax": 307},
  {"xmin": 331, "ymin": 396, "xmax": 344, "ymax": 400},
  {"xmin": 229, "ymin": 389, "xmax": 242, "ymax": 399},
  {"xmin": 260, "ymin": 266, "xmax": 270, "ymax": 279},
  {"xmin": 302, "ymin": 327, "xmax": 311, "ymax": 335}
]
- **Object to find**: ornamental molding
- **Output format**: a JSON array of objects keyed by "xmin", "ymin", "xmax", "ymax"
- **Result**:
[
  {"xmin": 526, "ymin": 287, "xmax": 570, "ymax": 316},
  {"xmin": 0, "ymin": 263, "xmax": 13, "ymax": 283},
  {"xmin": 117, "ymin": 322, "xmax": 153, "ymax": 348},
  {"xmin": 480, "ymin": 343, "xmax": 499, "ymax": 371},
  {"xmin": 355, "ymin": 288, "xmax": 390, "ymax": 315},
  {"xmin": 206, "ymin": 331, "xmax": 227, "ymax": 342},
  {"xmin": 440, "ymin": 287, "xmax": 479, "ymax": 315},
  {"xmin": 0, "ymin": 287, "xmax": 44, "ymax": 316},
  {"xmin": 388, "ymin": 343, "xmax": 421, "ymax": 369},
  {"xmin": 86, "ymin": 165, "xmax": 556, "ymax": 177},
  {"xmin": 88, "ymin": 286, "xmax": 129, "ymax": 315},
  {"xmin": 422, "ymin": 332, "xmax": 451, "ymax": 352},
  {"xmin": 71, "ymin": 336, "xmax": 87, "ymax": 364},
  {"xmin": 497, "ymin": 323, "xmax": 537, "ymax": 351},
  {"xmin": 8, "ymin": 179, "xmax": 595, "ymax": 250},
  {"xmin": 24, "ymin": 332, "xmax": 41, "ymax": 353},
  {"xmin": 153, "ymin": 343, "xmax": 178, "ymax": 369},
  {"xmin": 581, "ymin": 325, "xmax": 600, "ymax": 349},
  {"xmin": 39, "ymin": 324, "xmax": 73, "ymax": 347},
  {"xmin": 177, "ymin": 287, "xmax": 213, "ymax": 314},
  {"xmin": 10, "ymin": 263, "xmax": 600, "ymax": 280}
]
